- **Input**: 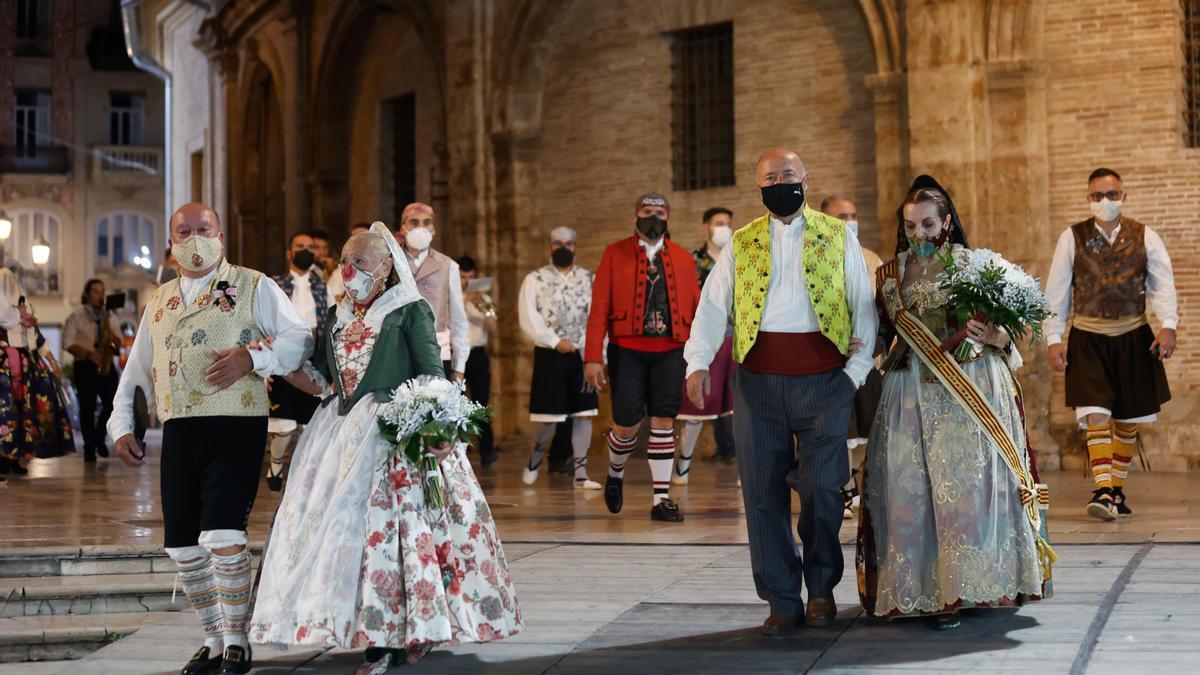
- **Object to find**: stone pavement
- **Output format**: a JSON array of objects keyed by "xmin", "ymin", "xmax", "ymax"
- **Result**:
[{"xmin": 21, "ymin": 541, "xmax": 1196, "ymax": 674}]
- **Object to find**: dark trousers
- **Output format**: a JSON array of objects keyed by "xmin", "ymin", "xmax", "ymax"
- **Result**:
[
  {"xmin": 73, "ymin": 361, "xmax": 118, "ymax": 455},
  {"xmin": 734, "ymin": 367, "xmax": 854, "ymax": 619},
  {"xmin": 713, "ymin": 414, "xmax": 736, "ymax": 458},
  {"xmin": 464, "ymin": 346, "xmax": 496, "ymax": 462},
  {"xmin": 161, "ymin": 416, "xmax": 267, "ymax": 548}
]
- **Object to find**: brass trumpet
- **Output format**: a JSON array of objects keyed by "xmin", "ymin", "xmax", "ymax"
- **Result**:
[{"xmin": 97, "ymin": 315, "xmax": 121, "ymax": 376}]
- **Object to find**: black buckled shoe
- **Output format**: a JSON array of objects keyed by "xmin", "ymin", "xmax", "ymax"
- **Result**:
[
  {"xmin": 1112, "ymin": 487, "xmax": 1133, "ymax": 518},
  {"xmin": 95, "ymin": 443, "xmax": 110, "ymax": 458},
  {"xmin": 218, "ymin": 644, "xmax": 252, "ymax": 674},
  {"xmin": 180, "ymin": 645, "xmax": 222, "ymax": 675},
  {"xmin": 1086, "ymin": 487, "xmax": 1117, "ymax": 522},
  {"xmin": 650, "ymin": 498, "xmax": 684, "ymax": 522},
  {"xmin": 604, "ymin": 475, "xmax": 623, "ymax": 514}
]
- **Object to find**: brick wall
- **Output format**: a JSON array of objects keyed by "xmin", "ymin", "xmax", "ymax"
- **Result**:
[
  {"xmin": 1044, "ymin": 0, "xmax": 1200, "ymax": 469},
  {"xmin": 534, "ymin": 0, "xmax": 879, "ymax": 269}
]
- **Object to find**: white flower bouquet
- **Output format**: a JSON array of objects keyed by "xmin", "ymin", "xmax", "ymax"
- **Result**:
[
  {"xmin": 377, "ymin": 375, "xmax": 493, "ymax": 508},
  {"xmin": 937, "ymin": 248, "xmax": 1054, "ymax": 360}
]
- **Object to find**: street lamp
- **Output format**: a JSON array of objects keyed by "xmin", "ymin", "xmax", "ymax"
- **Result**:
[
  {"xmin": 0, "ymin": 210, "xmax": 11, "ymax": 267},
  {"xmin": 31, "ymin": 235, "xmax": 50, "ymax": 267}
]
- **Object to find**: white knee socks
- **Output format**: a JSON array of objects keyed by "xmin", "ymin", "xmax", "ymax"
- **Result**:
[
  {"xmin": 571, "ymin": 418, "xmax": 593, "ymax": 481},
  {"xmin": 648, "ymin": 427, "xmax": 675, "ymax": 505},
  {"xmin": 175, "ymin": 554, "xmax": 223, "ymax": 652},
  {"xmin": 211, "ymin": 550, "xmax": 253, "ymax": 650},
  {"xmin": 676, "ymin": 421, "xmax": 702, "ymax": 479}
]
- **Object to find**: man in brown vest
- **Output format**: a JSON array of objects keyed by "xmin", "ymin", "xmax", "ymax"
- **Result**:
[
  {"xmin": 1045, "ymin": 168, "xmax": 1178, "ymax": 522},
  {"xmin": 393, "ymin": 203, "xmax": 469, "ymax": 382}
]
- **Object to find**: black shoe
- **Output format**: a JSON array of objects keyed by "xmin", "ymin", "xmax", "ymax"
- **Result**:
[
  {"xmin": 0, "ymin": 458, "xmax": 9, "ymax": 474},
  {"xmin": 604, "ymin": 475, "xmax": 623, "ymax": 514},
  {"xmin": 548, "ymin": 458, "xmax": 573, "ymax": 475},
  {"xmin": 482, "ymin": 451, "xmax": 500, "ymax": 470},
  {"xmin": 1112, "ymin": 487, "xmax": 1133, "ymax": 518},
  {"xmin": 8, "ymin": 462, "xmax": 27, "ymax": 475},
  {"xmin": 266, "ymin": 464, "xmax": 284, "ymax": 492},
  {"xmin": 95, "ymin": 443, "xmax": 109, "ymax": 458},
  {"xmin": 650, "ymin": 498, "xmax": 684, "ymax": 522},
  {"xmin": 218, "ymin": 644, "xmax": 252, "ymax": 674},
  {"xmin": 1087, "ymin": 487, "xmax": 1117, "ymax": 522},
  {"xmin": 180, "ymin": 645, "xmax": 222, "ymax": 675},
  {"xmin": 83, "ymin": 448, "xmax": 97, "ymax": 463}
]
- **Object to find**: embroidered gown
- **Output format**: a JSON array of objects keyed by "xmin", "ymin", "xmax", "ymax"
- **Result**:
[
  {"xmin": 857, "ymin": 246, "xmax": 1048, "ymax": 618},
  {"xmin": 249, "ymin": 283, "xmax": 523, "ymax": 650}
]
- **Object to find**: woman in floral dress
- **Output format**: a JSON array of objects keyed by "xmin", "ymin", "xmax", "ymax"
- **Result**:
[
  {"xmin": 250, "ymin": 224, "xmax": 522, "ymax": 673},
  {"xmin": 0, "ymin": 269, "xmax": 74, "ymax": 478},
  {"xmin": 857, "ymin": 177, "xmax": 1051, "ymax": 629}
]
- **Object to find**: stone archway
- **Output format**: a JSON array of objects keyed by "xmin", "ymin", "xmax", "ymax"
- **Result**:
[
  {"xmin": 308, "ymin": 0, "xmax": 447, "ymax": 249},
  {"xmin": 233, "ymin": 62, "xmax": 286, "ymax": 277}
]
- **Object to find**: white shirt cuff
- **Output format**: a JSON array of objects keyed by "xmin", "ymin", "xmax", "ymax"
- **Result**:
[
  {"xmin": 1162, "ymin": 320, "xmax": 1178, "ymax": 331},
  {"xmin": 1046, "ymin": 334, "xmax": 1063, "ymax": 346}
]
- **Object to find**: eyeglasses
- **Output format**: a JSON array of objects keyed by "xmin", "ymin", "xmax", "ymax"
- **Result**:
[{"xmin": 1089, "ymin": 191, "xmax": 1123, "ymax": 203}]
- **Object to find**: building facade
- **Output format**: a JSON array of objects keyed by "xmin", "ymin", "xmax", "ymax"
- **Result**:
[
  {"xmin": 124, "ymin": 0, "xmax": 1200, "ymax": 470},
  {"xmin": 0, "ymin": 0, "xmax": 165, "ymax": 332}
]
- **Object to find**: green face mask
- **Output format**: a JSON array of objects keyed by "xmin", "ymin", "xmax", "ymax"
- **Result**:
[{"xmin": 908, "ymin": 237, "xmax": 938, "ymax": 258}]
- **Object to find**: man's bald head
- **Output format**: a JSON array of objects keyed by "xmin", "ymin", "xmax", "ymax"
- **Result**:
[
  {"xmin": 755, "ymin": 149, "xmax": 807, "ymax": 188},
  {"xmin": 169, "ymin": 203, "xmax": 221, "ymax": 244}
]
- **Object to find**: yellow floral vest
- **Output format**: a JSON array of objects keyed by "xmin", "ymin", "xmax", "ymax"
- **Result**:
[
  {"xmin": 147, "ymin": 261, "xmax": 267, "ymax": 422},
  {"xmin": 731, "ymin": 205, "xmax": 850, "ymax": 361}
]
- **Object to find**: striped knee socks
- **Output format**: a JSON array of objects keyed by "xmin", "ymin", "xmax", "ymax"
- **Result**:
[
  {"xmin": 648, "ymin": 428, "xmax": 674, "ymax": 505},
  {"xmin": 211, "ymin": 550, "xmax": 253, "ymax": 650},
  {"xmin": 1086, "ymin": 423, "xmax": 1114, "ymax": 490},
  {"xmin": 176, "ymin": 555, "xmax": 223, "ymax": 652},
  {"xmin": 606, "ymin": 429, "xmax": 636, "ymax": 479},
  {"xmin": 1112, "ymin": 422, "xmax": 1138, "ymax": 488}
]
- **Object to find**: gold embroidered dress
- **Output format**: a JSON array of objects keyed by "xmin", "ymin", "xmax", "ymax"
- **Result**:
[{"xmin": 857, "ymin": 246, "xmax": 1048, "ymax": 618}]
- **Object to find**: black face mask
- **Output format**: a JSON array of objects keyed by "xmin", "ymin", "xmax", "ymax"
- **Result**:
[
  {"xmin": 291, "ymin": 249, "xmax": 316, "ymax": 271},
  {"xmin": 635, "ymin": 215, "xmax": 669, "ymax": 240},
  {"xmin": 760, "ymin": 182, "xmax": 806, "ymax": 218},
  {"xmin": 551, "ymin": 247, "xmax": 575, "ymax": 268}
]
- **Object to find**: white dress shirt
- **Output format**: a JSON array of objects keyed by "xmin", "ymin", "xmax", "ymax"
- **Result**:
[
  {"xmin": 684, "ymin": 213, "xmax": 879, "ymax": 386},
  {"xmin": 289, "ymin": 268, "xmax": 318, "ymax": 330},
  {"xmin": 1043, "ymin": 222, "xmax": 1178, "ymax": 344},
  {"xmin": 465, "ymin": 296, "xmax": 491, "ymax": 348},
  {"xmin": 107, "ymin": 262, "xmax": 313, "ymax": 441}
]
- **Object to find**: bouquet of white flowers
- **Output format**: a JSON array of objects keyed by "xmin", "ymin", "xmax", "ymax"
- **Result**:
[
  {"xmin": 377, "ymin": 375, "xmax": 493, "ymax": 508},
  {"xmin": 937, "ymin": 248, "xmax": 1054, "ymax": 361}
]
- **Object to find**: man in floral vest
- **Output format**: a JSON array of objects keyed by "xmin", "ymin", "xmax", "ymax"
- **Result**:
[
  {"xmin": 108, "ymin": 203, "xmax": 311, "ymax": 675},
  {"xmin": 684, "ymin": 149, "xmax": 877, "ymax": 634},
  {"xmin": 1044, "ymin": 167, "xmax": 1178, "ymax": 522}
]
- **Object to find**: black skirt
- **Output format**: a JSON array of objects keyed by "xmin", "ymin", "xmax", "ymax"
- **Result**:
[
  {"xmin": 1065, "ymin": 324, "xmax": 1171, "ymax": 419},
  {"xmin": 268, "ymin": 376, "xmax": 320, "ymax": 424}
]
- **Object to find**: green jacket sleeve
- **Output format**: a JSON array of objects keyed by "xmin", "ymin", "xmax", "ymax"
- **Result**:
[{"xmin": 403, "ymin": 300, "xmax": 446, "ymax": 378}]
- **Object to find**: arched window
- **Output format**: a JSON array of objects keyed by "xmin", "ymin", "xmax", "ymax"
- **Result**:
[
  {"xmin": 6, "ymin": 209, "xmax": 61, "ymax": 272},
  {"xmin": 95, "ymin": 212, "xmax": 157, "ymax": 272}
]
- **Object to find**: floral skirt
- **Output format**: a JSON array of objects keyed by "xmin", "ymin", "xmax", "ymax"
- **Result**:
[
  {"xmin": 0, "ymin": 348, "xmax": 75, "ymax": 461},
  {"xmin": 249, "ymin": 397, "xmax": 523, "ymax": 650}
]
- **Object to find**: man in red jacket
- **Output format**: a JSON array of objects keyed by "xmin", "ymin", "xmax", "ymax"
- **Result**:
[{"xmin": 584, "ymin": 193, "xmax": 701, "ymax": 522}]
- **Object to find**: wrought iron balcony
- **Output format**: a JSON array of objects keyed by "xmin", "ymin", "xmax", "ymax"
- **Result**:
[{"xmin": 0, "ymin": 145, "xmax": 69, "ymax": 174}]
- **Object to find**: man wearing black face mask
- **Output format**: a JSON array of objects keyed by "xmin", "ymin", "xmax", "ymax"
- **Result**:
[
  {"xmin": 264, "ymin": 231, "xmax": 327, "ymax": 491},
  {"xmin": 684, "ymin": 149, "xmax": 877, "ymax": 633},
  {"xmin": 518, "ymin": 226, "xmax": 601, "ymax": 489},
  {"xmin": 583, "ymin": 193, "xmax": 701, "ymax": 522}
]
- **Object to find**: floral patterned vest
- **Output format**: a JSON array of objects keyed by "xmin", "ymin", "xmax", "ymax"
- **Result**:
[
  {"xmin": 1070, "ymin": 218, "xmax": 1148, "ymax": 320},
  {"xmin": 731, "ymin": 205, "xmax": 850, "ymax": 362},
  {"xmin": 147, "ymin": 261, "xmax": 266, "ymax": 422}
]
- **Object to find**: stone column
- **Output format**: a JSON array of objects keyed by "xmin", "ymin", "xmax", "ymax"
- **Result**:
[{"xmin": 864, "ymin": 71, "xmax": 908, "ymax": 255}]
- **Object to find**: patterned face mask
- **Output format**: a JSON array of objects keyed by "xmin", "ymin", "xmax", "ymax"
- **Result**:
[
  {"xmin": 342, "ymin": 259, "xmax": 388, "ymax": 302},
  {"xmin": 908, "ymin": 225, "xmax": 950, "ymax": 258},
  {"xmin": 172, "ymin": 235, "xmax": 224, "ymax": 272}
]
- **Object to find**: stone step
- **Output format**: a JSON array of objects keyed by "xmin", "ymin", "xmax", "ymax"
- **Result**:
[
  {"xmin": 0, "ymin": 572, "xmax": 196, "ymax": 618},
  {"xmin": 0, "ymin": 545, "xmax": 262, "ymax": 578},
  {"xmin": 0, "ymin": 612, "xmax": 168, "ymax": 664}
]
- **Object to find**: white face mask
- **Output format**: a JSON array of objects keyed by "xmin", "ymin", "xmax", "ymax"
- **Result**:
[
  {"xmin": 343, "ymin": 260, "xmax": 388, "ymax": 302},
  {"xmin": 710, "ymin": 225, "xmax": 733, "ymax": 249},
  {"xmin": 405, "ymin": 227, "xmax": 433, "ymax": 251},
  {"xmin": 845, "ymin": 220, "xmax": 859, "ymax": 236},
  {"xmin": 1090, "ymin": 198, "xmax": 1123, "ymax": 223}
]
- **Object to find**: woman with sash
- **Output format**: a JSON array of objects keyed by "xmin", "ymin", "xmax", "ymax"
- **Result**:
[{"xmin": 857, "ymin": 177, "xmax": 1052, "ymax": 629}]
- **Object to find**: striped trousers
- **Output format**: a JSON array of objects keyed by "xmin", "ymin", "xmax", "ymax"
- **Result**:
[{"xmin": 734, "ymin": 367, "xmax": 855, "ymax": 619}]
